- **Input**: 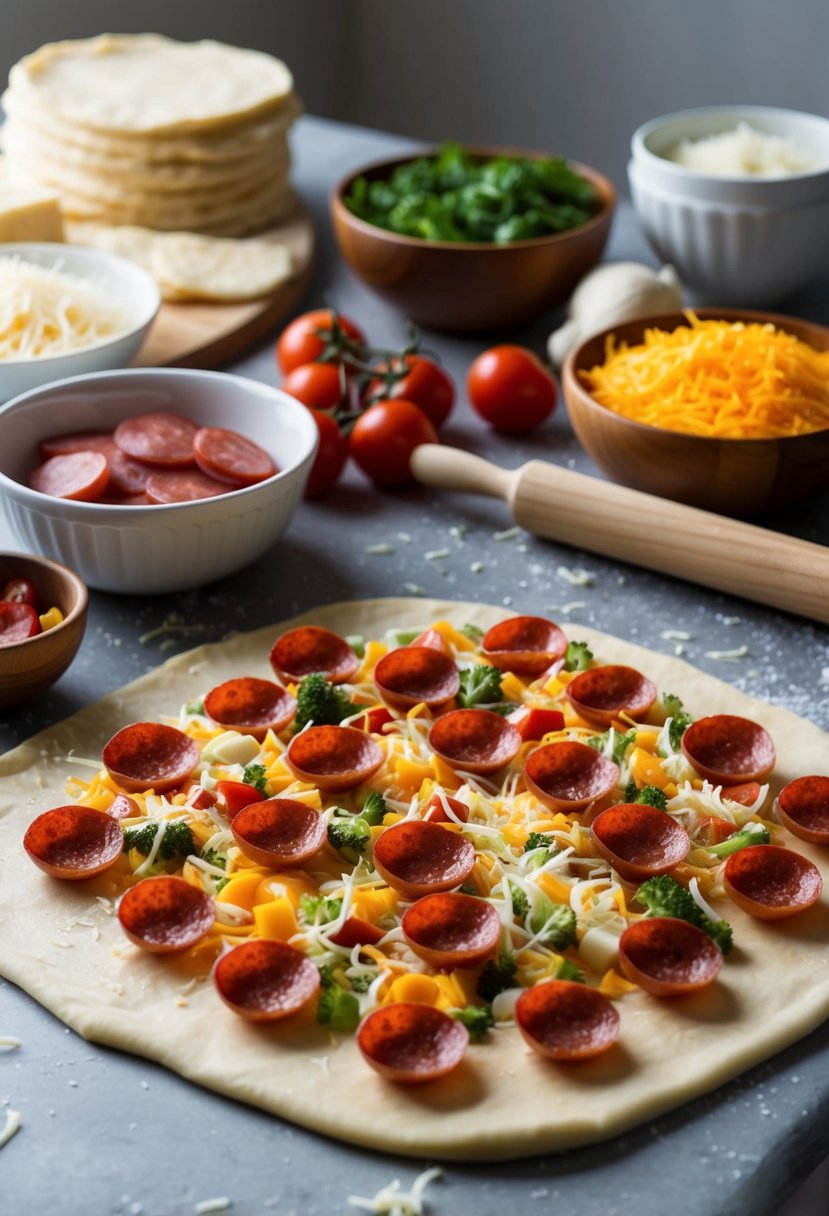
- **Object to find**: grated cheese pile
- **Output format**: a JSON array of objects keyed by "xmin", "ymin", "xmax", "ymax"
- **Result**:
[
  {"xmin": 0, "ymin": 256, "xmax": 132, "ymax": 361},
  {"xmin": 581, "ymin": 313, "xmax": 829, "ymax": 439},
  {"xmin": 669, "ymin": 122, "xmax": 821, "ymax": 177}
]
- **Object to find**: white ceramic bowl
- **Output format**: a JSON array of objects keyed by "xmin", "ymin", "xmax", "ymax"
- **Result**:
[
  {"xmin": 0, "ymin": 368, "xmax": 318, "ymax": 594},
  {"xmin": 629, "ymin": 106, "xmax": 829, "ymax": 303},
  {"xmin": 0, "ymin": 243, "xmax": 160, "ymax": 402}
]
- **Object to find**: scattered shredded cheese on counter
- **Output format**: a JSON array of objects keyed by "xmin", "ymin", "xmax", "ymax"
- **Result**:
[
  {"xmin": 0, "ymin": 1109, "xmax": 21, "ymax": 1150},
  {"xmin": 349, "ymin": 1166, "xmax": 442, "ymax": 1216},
  {"xmin": 704, "ymin": 646, "xmax": 749, "ymax": 662}
]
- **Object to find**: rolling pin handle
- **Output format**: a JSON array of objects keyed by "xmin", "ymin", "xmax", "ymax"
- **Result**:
[{"xmin": 410, "ymin": 445, "xmax": 517, "ymax": 502}]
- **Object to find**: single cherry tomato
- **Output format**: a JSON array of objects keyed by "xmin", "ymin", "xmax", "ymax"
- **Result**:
[
  {"xmin": 276, "ymin": 309, "xmax": 366, "ymax": 374},
  {"xmin": 349, "ymin": 399, "xmax": 439, "ymax": 487},
  {"xmin": 467, "ymin": 344, "xmax": 557, "ymax": 433},
  {"xmin": 3, "ymin": 577, "xmax": 38, "ymax": 608},
  {"xmin": 365, "ymin": 355, "xmax": 455, "ymax": 430},
  {"xmin": 0, "ymin": 601, "xmax": 41, "ymax": 645},
  {"xmin": 282, "ymin": 361, "xmax": 348, "ymax": 412},
  {"xmin": 304, "ymin": 410, "xmax": 348, "ymax": 499}
]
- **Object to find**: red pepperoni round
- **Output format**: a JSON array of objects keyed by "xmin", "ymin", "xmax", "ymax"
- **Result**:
[
  {"xmin": 619, "ymin": 917, "xmax": 723, "ymax": 997},
  {"xmin": 373, "ymin": 646, "xmax": 460, "ymax": 711},
  {"xmin": 0, "ymin": 600, "xmax": 41, "ymax": 644},
  {"xmin": 482, "ymin": 615, "xmax": 568, "ymax": 676},
  {"xmin": 402, "ymin": 892, "xmax": 501, "ymax": 969},
  {"xmin": 372, "ymin": 820, "xmax": 475, "ymax": 899},
  {"xmin": 216, "ymin": 779, "xmax": 266, "ymax": 820},
  {"xmin": 231, "ymin": 798, "xmax": 326, "ymax": 868},
  {"xmin": 193, "ymin": 427, "xmax": 276, "ymax": 487},
  {"xmin": 524, "ymin": 741, "xmax": 619, "ymax": 812},
  {"xmin": 214, "ymin": 940, "xmax": 320, "ymax": 1021},
  {"xmin": 775, "ymin": 776, "xmax": 829, "ymax": 844},
  {"xmin": 102, "ymin": 722, "xmax": 201, "ymax": 795},
  {"xmin": 118, "ymin": 875, "xmax": 215, "ymax": 952},
  {"xmin": 565, "ymin": 665, "xmax": 657, "ymax": 728},
  {"xmin": 428, "ymin": 708, "xmax": 521, "ymax": 775},
  {"xmin": 107, "ymin": 448, "xmax": 152, "ymax": 497},
  {"xmin": 328, "ymin": 916, "xmax": 386, "ymax": 949},
  {"xmin": 145, "ymin": 468, "xmax": 227, "ymax": 503},
  {"xmin": 357, "ymin": 1002, "xmax": 469, "ymax": 1083},
  {"xmin": 681, "ymin": 714, "xmax": 776, "ymax": 785},
  {"xmin": 515, "ymin": 980, "xmax": 621, "ymax": 1061},
  {"xmin": 422, "ymin": 793, "xmax": 469, "ymax": 824},
  {"xmin": 108, "ymin": 793, "xmax": 140, "ymax": 821},
  {"xmin": 29, "ymin": 450, "xmax": 110, "ymax": 501},
  {"xmin": 591, "ymin": 803, "xmax": 690, "ymax": 882},
  {"xmin": 39, "ymin": 430, "xmax": 115, "ymax": 460},
  {"xmin": 286, "ymin": 725, "xmax": 383, "ymax": 791},
  {"xmin": 270, "ymin": 626, "xmax": 360, "ymax": 685},
  {"xmin": 114, "ymin": 412, "xmax": 197, "ymax": 467},
  {"xmin": 23, "ymin": 805, "xmax": 124, "ymax": 880},
  {"xmin": 203, "ymin": 677, "xmax": 296, "ymax": 741},
  {"xmin": 723, "ymin": 844, "xmax": 822, "ymax": 919}
]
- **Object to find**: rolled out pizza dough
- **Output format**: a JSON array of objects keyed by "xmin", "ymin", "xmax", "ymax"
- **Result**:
[{"xmin": 0, "ymin": 598, "xmax": 827, "ymax": 1163}]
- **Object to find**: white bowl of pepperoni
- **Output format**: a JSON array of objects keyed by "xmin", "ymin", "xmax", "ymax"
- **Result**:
[{"xmin": 0, "ymin": 367, "xmax": 318, "ymax": 594}]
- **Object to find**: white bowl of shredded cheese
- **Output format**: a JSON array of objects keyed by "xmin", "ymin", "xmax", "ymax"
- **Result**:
[
  {"xmin": 0, "ymin": 243, "xmax": 160, "ymax": 401},
  {"xmin": 629, "ymin": 106, "xmax": 829, "ymax": 303}
]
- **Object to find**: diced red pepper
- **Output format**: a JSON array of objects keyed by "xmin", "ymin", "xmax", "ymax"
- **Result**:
[
  {"xmin": 186, "ymin": 786, "xmax": 218, "ymax": 811},
  {"xmin": 422, "ymin": 793, "xmax": 469, "ymax": 824},
  {"xmin": 217, "ymin": 779, "xmax": 266, "ymax": 820},
  {"xmin": 353, "ymin": 706, "xmax": 394, "ymax": 734},
  {"xmin": 721, "ymin": 781, "xmax": 762, "ymax": 808},
  {"xmin": 328, "ymin": 916, "xmax": 386, "ymax": 949},
  {"xmin": 507, "ymin": 706, "xmax": 565, "ymax": 741},
  {"xmin": 410, "ymin": 628, "xmax": 449, "ymax": 654}
]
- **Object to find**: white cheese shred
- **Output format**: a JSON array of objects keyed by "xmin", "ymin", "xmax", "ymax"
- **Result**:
[
  {"xmin": 349, "ymin": 1166, "xmax": 443, "ymax": 1216},
  {"xmin": 194, "ymin": 1199, "xmax": 232, "ymax": 1215},
  {"xmin": 0, "ymin": 1109, "xmax": 21, "ymax": 1150}
]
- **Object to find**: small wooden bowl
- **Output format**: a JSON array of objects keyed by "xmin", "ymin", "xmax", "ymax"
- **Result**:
[
  {"xmin": 562, "ymin": 309, "xmax": 829, "ymax": 515},
  {"xmin": 331, "ymin": 147, "xmax": 615, "ymax": 333},
  {"xmin": 0, "ymin": 553, "xmax": 88, "ymax": 710}
]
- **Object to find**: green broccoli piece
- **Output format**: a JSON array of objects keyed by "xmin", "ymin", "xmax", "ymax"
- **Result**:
[
  {"xmin": 564, "ymin": 640, "xmax": 594, "ymax": 672},
  {"xmin": 199, "ymin": 847, "xmax": 227, "ymax": 870},
  {"xmin": 360, "ymin": 791, "xmax": 387, "ymax": 826},
  {"xmin": 662, "ymin": 693, "xmax": 693, "ymax": 752},
  {"xmin": 635, "ymin": 785, "xmax": 668, "ymax": 810},
  {"xmin": 624, "ymin": 779, "xmax": 639, "ymax": 802},
  {"xmin": 510, "ymin": 886, "xmax": 529, "ymax": 919},
  {"xmin": 588, "ymin": 728, "xmax": 637, "ymax": 767},
  {"xmin": 299, "ymin": 894, "xmax": 343, "ymax": 925},
  {"xmin": 523, "ymin": 830, "xmax": 557, "ymax": 856},
  {"xmin": 295, "ymin": 673, "xmax": 358, "ymax": 731},
  {"xmin": 458, "ymin": 882, "xmax": 479, "ymax": 897},
  {"xmin": 349, "ymin": 971, "xmax": 376, "ymax": 993},
  {"xmin": 706, "ymin": 824, "xmax": 771, "ymax": 859},
  {"xmin": 242, "ymin": 762, "xmax": 269, "ymax": 793},
  {"xmin": 389, "ymin": 628, "xmax": 422, "ymax": 647},
  {"xmin": 555, "ymin": 958, "xmax": 585, "ymax": 983},
  {"xmin": 457, "ymin": 664, "xmax": 506, "ymax": 709},
  {"xmin": 345, "ymin": 633, "xmax": 366, "ymax": 658},
  {"xmin": 476, "ymin": 953, "xmax": 516, "ymax": 1002},
  {"xmin": 316, "ymin": 966, "xmax": 360, "ymax": 1032},
  {"xmin": 451, "ymin": 1004, "xmax": 494, "ymax": 1042},
  {"xmin": 637, "ymin": 874, "xmax": 733, "ymax": 954},
  {"xmin": 184, "ymin": 698, "xmax": 205, "ymax": 717},
  {"xmin": 327, "ymin": 815, "xmax": 371, "ymax": 863},
  {"xmin": 123, "ymin": 821, "xmax": 195, "ymax": 861},
  {"xmin": 529, "ymin": 899, "xmax": 577, "ymax": 950},
  {"xmin": 461, "ymin": 623, "xmax": 484, "ymax": 643}
]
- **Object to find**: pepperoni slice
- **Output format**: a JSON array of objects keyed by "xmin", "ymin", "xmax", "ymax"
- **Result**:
[
  {"xmin": 410, "ymin": 628, "xmax": 450, "ymax": 654},
  {"xmin": 374, "ymin": 646, "xmax": 460, "ymax": 711},
  {"xmin": 524, "ymin": 741, "xmax": 619, "ymax": 812},
  {"xmin": 402, "ymin": 892, "xmax": 501, "ymax": 970},
  {"xmin": 107, "ymin": 448, "xmax": 153, "ymax": 497},
  {"xmin": 357, "ymin": 1002, "xmax": 469, "ymax": 1083},
  {"xmin": 0, "ymin": 601, "xmax": 41, "ymax": 645},
  {"xmin": 775, "ymin": 776, "xmax": 829, "ymax": 844},
  {"xmin": 619, "ymin": 917, "xmax": 723, "ymax": 997},
  {"xmin": 114, "ymin": 412, "xmax": 197, "ymax": 467},
  {"xmin": 203, "ymin": 677, "xmax": 296, "ymax": 741},
  {"xmin": 231, "ymin": 798, "xmax": 326, "ymax": 868},
  {"xmin": 428, "ymin": 708, "xmax": 521, "ymax": 775},
  {"xmin": 108, "ymin": 793, "xmax": 140, "ymax": 821},
  {"xmin": 681, "ymin": 714, "xmax": 776, "ymax": 785},
  {"xmin": 507, "ymin": 706, "xmax": 566, "ymax": 741},
  {"xmin": 723, "ymin": 844, "xmax": 822, "ymax": 919},
  {"xmin": 328, "ymin": 916, "xmax": 386, "ymax": 949},
  {"xmin": 118, "ymin": 875, "xmax": 215, "ymax": 952},
  {"xmin": 214, "ymin": 940, "xmax": 320, "ymax": 1021},
  {"xmin": 39, "ymin": 430, "xmax": 115, "ymax": 460},
  {"xmin": 270, "ymin": 626, "xmax": 360, "ymax": 685},
  {"xmin": 102, "ymin": 722, "xmax": 201, "ymax": 794},
  {"xmin": 29, "ymin": 450, "xmax": 110, "ymax": 501},
  {"xmin": 591, "ymin": 803, "xmax": 690, "ymax": 882},
  {"xmin": 372, "ymin": 820, "xmax": 475, "ymax": 899},
  {"xmin": 565, "ymin": 665, "xmax": 657, "ymax": 728},
  {"xmin": 217, "ymin": 779, "xmax": 266, "ymax": 820},
  {"xmin": 515, "ymin": 980, "xmax": 621, "ymax": 1061},
  {"xmin": 285, "ymin": 725, "xmax": 383, "ymax": 791},
  {"xmin": 422, "ymin": 793, "xmax": 469, "ymax": 824},
  {"xmin": 23, "ymin": 805, "xmax": 124, "ymax": 880},
  {"xmin": 193, "ymin": 427, "xmax": 276, "ymax": 487},
  {"xmin": 145, "ymin": 468, "xmax": 228, "ymax": 504},
  {"xmin": 482, "ymin": 615, "xmax": 568, "ymax": 676}
]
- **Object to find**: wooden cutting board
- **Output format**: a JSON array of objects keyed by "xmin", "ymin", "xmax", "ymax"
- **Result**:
[{"xmin": 132, "ymin": 202, "xmax": 315, "ymax": 369}]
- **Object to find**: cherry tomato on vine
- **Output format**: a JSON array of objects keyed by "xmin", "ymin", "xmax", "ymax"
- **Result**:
[
  {"xmin": 282, "ymin": 361, "xmax": 348, "ymax": 412},
  {"xmin": 365, "ymin": 355, "xmax": 455, "ymax": 430},
  {"xmin": 304, "ymin": 410, "xmax": 349, "ymax": 499},
  {"xmin": 276, "ymin": 309, "xmax": 366, "ymax": 374},
  {"xmin": 349, "ymin": 399, "xmax": 438, "ymax": 487},
  {"xmin": 467, "ymin": 344, "xmax": 558, "ymax": 433}
]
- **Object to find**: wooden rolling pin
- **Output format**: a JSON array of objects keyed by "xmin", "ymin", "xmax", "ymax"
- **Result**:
[{"xmin": 410, "ymin": 445, "xmax": 829, "ymax": 626}]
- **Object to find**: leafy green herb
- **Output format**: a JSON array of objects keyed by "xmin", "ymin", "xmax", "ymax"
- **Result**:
[
  {"xmin": 451, "ymin": 1004, "xmax": 494, "ymax": 1042},
  {"xmin": 242, "ymin": 762, "xmax": 269, "ymax": 794},
  {"xmin": 476, "ymin": 953, "xmax": 517, "ymax": 1002},
  {"xmin": 588, "ymin": 728, "xmax": 637, "ymax": 767},
  {"xmin": 636, "ymin": 875, "xmax": 733, "ymax": 954},
  {"xmin": 564, "ymin": 640, "xmax": 594, "ymax": 672}
]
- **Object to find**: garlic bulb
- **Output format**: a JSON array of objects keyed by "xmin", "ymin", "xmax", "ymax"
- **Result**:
[{"xmin": 548, "ymin": 262, "xmax": 682, "ymax": 367}]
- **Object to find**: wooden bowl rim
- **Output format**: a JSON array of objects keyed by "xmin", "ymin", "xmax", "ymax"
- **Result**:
[
  {"xmin": 0, "ymin": 550, "xmax": 88, "ymax": 655},
  {"xmin": 331, "ymin": 145, "xmax": 616, "ymax": 252}
]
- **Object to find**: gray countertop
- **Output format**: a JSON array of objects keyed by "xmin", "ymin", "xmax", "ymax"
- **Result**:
[{"xmin": 1, "ymin": 114, "xmax": 828, "ymax": 1216}]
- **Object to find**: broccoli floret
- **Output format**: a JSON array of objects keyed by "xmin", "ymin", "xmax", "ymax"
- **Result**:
[
  {"xmin": 510, "ymin": 887, "xmax": 529, "ymax": 918},
  {"xmin": 529, "ymin": 899, "xmax": 577, "ymax": 950},
  {"xmin": 183, "ymin": 698, "xmax": 205, "ymax": 717},
  {"xmin": 360, "ymin": 791, "xmax": 387, "ymax": 826},
  {"xmin": 457, "ymin": 664, "xmax": 506, "ymax": 709},
  {"xmin": 637, "ymin": 874, "xmax": 733, "ymax": 954},
  {"xmin": 555, "ymin": 958, "xmax": 585, "ymax": 983},
  {"xmin": 295, "ymin": 673, "xmax": 358, "ymax": 730},
  {"xmin": 199, "ymin": 847, "xmax": 227, "ymax": 870},
  {"xmin": 662, "ymin": 693, "xmax": 693, "ymax": 752},
  {"xmin": 524, "ymin": 830, "xmax": 556, "ymax": 854},
  {"xmin": 624, "ymin": 779, "xmax": 639, "ymax": 803},
  {"xmin": 635, "ymin": 785, "xmax": 668, "ymax": 810},
  {"xmin": 316, "ymin": 966, "xmax": 360, "ymax": 1032},
  {"xmin": 458, "ymin": 882, "xmax": 479, "ymax": 897},
  {"xmin": 476, "ymin": 953, "xmax": 516, "ymax": 1002},
  {"xmin": 242, "ymin": 762, "xmax": 269, "ymax": 793},
  {"xmin": 588, "ymin": 728, "xmax": 637, "ymax": 767},
  {"xmin": 451, "ymin": 1004, "xmax": 494, "ymax": 1042},
  {"xmin": 327, "ymin": 815, "xmax": 371, "ymax": 863},
  {"xmin": 707, "ymin": 823, "xmax": 771, "ymax": 859},
  {"xmin": 299, "ymin": 894, "xmax": 343, "ymax": 925},
  {"xmin": 564, "ymin": 640, "xmax": 594, "ymax": 672},
  {"xmin": 123, "ymin": 820, "xmax": 195, "ymax": 861},
  {"xmin": 349, "ymin": 971, "xmax": 376, "ymax": 993},
  {"xmin": 461, "ymin": 623, "xmax": 484, "ymax": 643}
]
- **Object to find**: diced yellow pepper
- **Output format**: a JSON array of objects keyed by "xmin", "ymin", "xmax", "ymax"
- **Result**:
[
  {"xmin": 629, "ymin": 747, "xmax": 671, "ymax": 790},
  {"xmin": 382, "ymin": 812, "xmax": 403, "ymax": 827},
  {"xmin": 537, "ymin": 871, "xmax": 572, "ymax": 905},
  {"xmin": 38, "ymin": 605, "xmax": 63, "ymax": 631},
  {"xmin": 253, "ymin": 897, "xmax": 298, "ymax": 941},
  {"xmin": 430, "ymin": 620, "xmax": 477, "ymax": 652},
  {"xmin": 353, "ymin": 886, "xmax": 398, "ymax": 922},
  {"xmin": 432, "ymin": 758, "xmax": 461, "ymax": 790},
  {"xmin": 499, "ymin": 672, "xmax": 527, "ymax": 701},
  {"xmin": 599, "ymin": 968, "xmax": 639, "ymax": 997},
  {"xmin": 395, "ymin": 757, "xmax": 434, "ymax": 792},
  {"xmin": 217, "ymin": 871, "xmax": 266, "ymax": 911},
  {"xmin": 385, "ymin": 973, "xmax": 440, "ymax": 1006},
  {"xmin": 188, "ymin": 821, "xmax": 216, "ymax": 849},
  {"xmin": 253, "ymin": 871, "xmax": 318, "ymax": 910},
  {"xmin": 358, "ymin": 640, "xmax": 387, "ymax": 681}
]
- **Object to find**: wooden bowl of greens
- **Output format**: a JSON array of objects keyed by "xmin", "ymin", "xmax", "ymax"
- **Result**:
[{"xmin": 331, "ymin": 143, "xmax": 616, "ymax": 333}]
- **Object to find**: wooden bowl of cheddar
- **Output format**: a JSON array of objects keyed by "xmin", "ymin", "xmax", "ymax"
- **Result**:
[{"xmin": 562, "ymin": 308, "xmax": 829, "ymax": 516}]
